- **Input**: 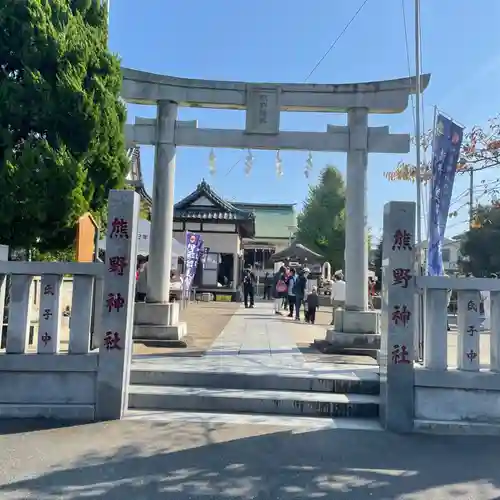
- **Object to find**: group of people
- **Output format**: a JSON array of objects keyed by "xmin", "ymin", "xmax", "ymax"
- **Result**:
[
  {"xmin": 134, "ymin": 256, "xmax": 183, "ymax": 302},
  {"xmin": 240, "ymin": 264, "xmax": 319, "ymax": 323},
  {"xmin": 272, "ymin": 265, "xmax": 319, "ymax": 324},
  {"xmin": 327, "ymin": 271, "xmax": 378, "ymax": 312}
]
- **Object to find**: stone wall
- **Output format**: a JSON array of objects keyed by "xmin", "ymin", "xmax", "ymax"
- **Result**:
[
  {"xmin": 414, "ymin": 370, "xmax": 500, "ymax": 423},
  {"xmin": 0, "ymin": 354, "xmax": 98, "ymax": 420},
  {"xmin": 0, "ymin": 190, "xmax": 139, "ymax": 421},
  {"xmin": 380, "ymin": 200, "xmax": 500, "ymax": 433}
]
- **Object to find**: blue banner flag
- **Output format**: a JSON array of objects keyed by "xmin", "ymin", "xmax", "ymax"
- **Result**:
[
  {"xmin": 183, "ymin": 232, "xmax": 204, "ymax": 297},
  {"xmin": 427, "ymin": 113, "xmax": 464, "ymax": 276}
]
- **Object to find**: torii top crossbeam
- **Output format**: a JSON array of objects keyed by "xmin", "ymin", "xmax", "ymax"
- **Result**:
[
  {"xmin": 121, "ymin": 68, "xmax": 430, "ymax": 114},
  {"xmin": 122, "ymin": 69, "xmax": 430, "ymax": 154}
]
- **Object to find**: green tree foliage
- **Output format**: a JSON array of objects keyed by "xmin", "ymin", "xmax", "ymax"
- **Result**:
[
  {"xmin": 371, "ymin": 239, "xmax": 383, "ymax": 290},
  {"xmin": 296, "ymin": 166, "xmax": 346, "ymax": 270},
  {"xmin": 0, "ymin": 0, "xmax": 128, "ymax": 252},
  {"xmin": 139, "ymin": 199, "xmax": 151, "ymax": 221},
  {"xmin": 31, "ymin": 247, "xmax": 76, "ymax": 262},
  {"xmin": 460, "ymin": 204, "xmax": 500, "ymax": 276},
  {"xmin": 372, "ymin": 240, "xmax": 383, "ymax": 271},
  {"xmin": 124, "ymin": 185, "xmax": 152, "ymax": 220},
  {"xmin": 367, "ymin": 227, "xmax": 373, "ymax": 255}
]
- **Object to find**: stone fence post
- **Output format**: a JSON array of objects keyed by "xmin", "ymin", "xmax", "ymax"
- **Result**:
[
  {"xmin": 96, "ymin": 190, "xmax": 139, "ymax": 420},
  {"xmin": 379, "ymin": 201, "xmax": 416, "ymax": 432}
]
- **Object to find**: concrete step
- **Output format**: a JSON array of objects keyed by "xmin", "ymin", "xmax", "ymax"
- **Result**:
[
  {"xmin": 125, "ymin": 409, "xmax": 383, "ymax": 431},
  {"xmin": 414, "ymin": 419, "xmax": 500, "ymax": 436},
  {"xmin": 130, "ymin": 368, "xmax": 379, "ymax": 395},
  {"xmin": 128, "ymin": 385, "xmax": 379, "ymax": 418},
  {"xmin": 0, "ymin": 403, "xmax": 95, "ymax": 420}
]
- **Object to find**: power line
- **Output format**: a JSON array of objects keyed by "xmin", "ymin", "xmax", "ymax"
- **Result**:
[
  {"xmin": 447, "ymin": 218, "xmax": 469, "ymax": 231},
  {"xmin": 224, "ymin": 0, "xmax": 371, "ymax": 177},
  {"xmin": 303, "ymin": 0, "xmax": 371, "ymax": 82},
  {"xmin": 224, "ymin": 157, "xmax": 243, "ymax": 177},
  {"xmin": 401, "ymin": 0, "xmax": 429, "ymax": 239},
  {"xmin": 400, "ymin": 0, "xmax": 415, "ymax": 128}
]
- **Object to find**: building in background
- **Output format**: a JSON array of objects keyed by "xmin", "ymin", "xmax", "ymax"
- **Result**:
[
  {"xmin": 172, "ymin": 180, "xmax": 255, "ymax": 296},
  {"xmin": 232, "ymin": 202, "xmax": 297, "ymax": 275},
  {"xmin": 172, "ymin": 180, "xmax": 296, "ymax": 299},
  {"xmin": 418, "ymin": 238, "xmax": 461, "ymax": 274},
  {"xmin": 124, "ymin": 148, "xmax": 297, "ymax": 297},
  {"xmin": 125, "ymin": 146, "xmax": 152, "ymax": 220}
]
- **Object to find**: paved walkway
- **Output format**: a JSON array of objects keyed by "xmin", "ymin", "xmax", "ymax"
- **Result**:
[
  {"xmin": 132, "ymin": 303, "xmax": 378, "ymax": 381},
  {"xmin": 4, "ymin": 306, "xmax": 499, "ymax": 498},
  {"xmin": 132, "ymin": 302, "xmax": 493, "ymax": 374},
  {"xmin": 1, "ymin": 418, "xmax": 500, "ymax": 499}
]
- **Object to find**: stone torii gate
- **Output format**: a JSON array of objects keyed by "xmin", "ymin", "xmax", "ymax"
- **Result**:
[{"xmin": 122, "ymin": 68, "xmax": 430, "ymax": 342}]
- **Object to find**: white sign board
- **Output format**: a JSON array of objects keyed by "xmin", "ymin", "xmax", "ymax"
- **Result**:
[
  {"xmin": 99, "ymin": 219, "xmax": 185, "ymax": 261},
  {"xmin": 0, "ymin": 245, "xmax": 8, "ymax": 261}
]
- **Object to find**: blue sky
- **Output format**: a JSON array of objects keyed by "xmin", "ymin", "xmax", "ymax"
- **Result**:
[{"xmin": 109, "ymin": 0, "xmax": 500, "ymax": 241}]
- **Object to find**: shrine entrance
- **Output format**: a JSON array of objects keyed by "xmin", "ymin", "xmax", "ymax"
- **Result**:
[
  {"xmin": 122, "ymin": 68, "xmax": 429, "ymax": 345},
  {"xmin": 122, "ymin": 67, "xmax": 429, "ymax": 422}
]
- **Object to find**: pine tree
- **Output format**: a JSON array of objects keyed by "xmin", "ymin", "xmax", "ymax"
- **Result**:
[{"xmin": 296, "ymin": 166, "xmax": 346, "ymax": 270}]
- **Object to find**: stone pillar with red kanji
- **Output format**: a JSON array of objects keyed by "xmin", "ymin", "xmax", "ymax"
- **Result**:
[
  {"xmin": 96, "ymin": 190, "xmax": 139, "ymax": 420},
  {"xmin": 379, "ymin": 201, "xmax": 416, "ymax": 433}
]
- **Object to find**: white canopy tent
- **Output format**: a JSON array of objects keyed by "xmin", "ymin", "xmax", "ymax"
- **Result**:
[
  {"xmin": 0, "ymin": 245, "xmax": 8, "ymax": 261},
  {"xmin": 99, "ymin": 219, "xmax": 185, "ymax": 266}
]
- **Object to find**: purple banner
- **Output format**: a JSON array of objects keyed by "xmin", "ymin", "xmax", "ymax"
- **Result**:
[
  {"xmin": 183, "ymin": 232, "xmax": 203, "ymax": 297},
  {"xmin": 427, "ymin": 113, "xmax": 464, "ymax": 276}
]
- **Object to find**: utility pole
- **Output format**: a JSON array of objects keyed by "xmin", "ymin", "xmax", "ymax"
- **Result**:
[
  {"xmin": 414, "ymin": 0, "xmax": 424, "ymax": 360},
  {"xmin": 287, "ymin": 225, "xmax": 297, "ymax": 246},
  {"xmin": 414, "ymin": 0, "xmax": 423, "ymax": 266}
]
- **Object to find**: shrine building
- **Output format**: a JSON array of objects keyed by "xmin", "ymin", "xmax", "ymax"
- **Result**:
[
  {"xmin": 173, "ymin": 180, "xmax": 296, "ymax": 299},
  {"xmin": 124, "ymin": 150, "xmax": 297, "ymax": 299}
]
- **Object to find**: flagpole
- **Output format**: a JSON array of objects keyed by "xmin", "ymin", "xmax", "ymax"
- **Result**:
[
  {"xmin": 105, "ymin": 0, "xmax": 110, "ymax": 28},
  {"xmin": 419, "ymin": 104, "xmax": 437, "ymax": 361},
  {"xmin": 427, "ymin": 105, "xmax": 438, "ymax": 246},
  {"xmin": 414, "ymin": 0, "xmax": 424, "ymax": 361},
  {"xmin": 414, "ymin": 0, "xmax": 422, "ymax": 271},
  {"xmin": 183, "ymin": 230, "xmax": 188, "ymax": 309}
]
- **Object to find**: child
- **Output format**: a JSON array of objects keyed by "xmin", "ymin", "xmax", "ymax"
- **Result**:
[{"xmin": 305, "ymin": 286, "xmax": 319, "ymax": 324}]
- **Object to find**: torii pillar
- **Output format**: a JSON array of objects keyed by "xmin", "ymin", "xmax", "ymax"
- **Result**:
[
  {"xmin": 325, "ymin": 108, "xmax": 377, "ymax": 348},
  {"xmin": 324, "ymin": 105, "xmax": 422, "ymax": 352},
  {"xmin": 130, "ymin": 102, "xmax": 187, "ymax": 343}
]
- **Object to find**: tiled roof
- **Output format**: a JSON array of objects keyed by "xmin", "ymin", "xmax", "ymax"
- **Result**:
[
  {"xmin": 175, "ymin": 210, "xmax": 245, "ymax": 220},
  {"xmin": 174, "ymin": 180, "xmax": 255, "ymax": 221},
  {"xmin": 125, "ymin": 146, "xmax": 153, "ymax": 207},
  {"xmin": 233, "ymin": 202, "xmax": 296, "ymax": 239},
  {"xmin": 271, "ymin": 241, "xmax": 326, "ymax": 263}
]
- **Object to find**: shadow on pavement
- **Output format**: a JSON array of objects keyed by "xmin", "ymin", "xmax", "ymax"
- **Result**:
[
  {"xmin": 1, "ymin": 419, "xmax": 499, "ymax": 499},
  {"xmin": 0, "ymin": 419, "xmax": 93, "ymax": 435}
]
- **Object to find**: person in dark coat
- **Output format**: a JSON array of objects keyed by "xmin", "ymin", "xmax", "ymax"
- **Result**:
[
  {"xmin": 294, "ymin": 268, "xmax": 307, "ymax": 320},
  {"xmin": 305, "ymin": 286, "xmax": 319, "ymax": 324},
  {"xmin": 242, "ymin": 267, "xmax": 256, "ymax": 308},
  {"xmin": 263, "ymin": 272, "xmax": 272, "ymax": 300}
]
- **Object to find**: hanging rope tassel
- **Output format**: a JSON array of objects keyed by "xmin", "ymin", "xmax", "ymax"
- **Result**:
[
  {"xmin": 275, "ymin": 150, "xmax": 283, "ymax": 177},
  {"xmin": 244, "ymin": 149, "xmax": 254, "ymax": 176},
  {"xmin": 304, "ymin": 151, "xmax": 313, "ymax": 178},
  {"xmin": 208, "ymin": 148, "xmax": 216, "ymax": 175}
]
